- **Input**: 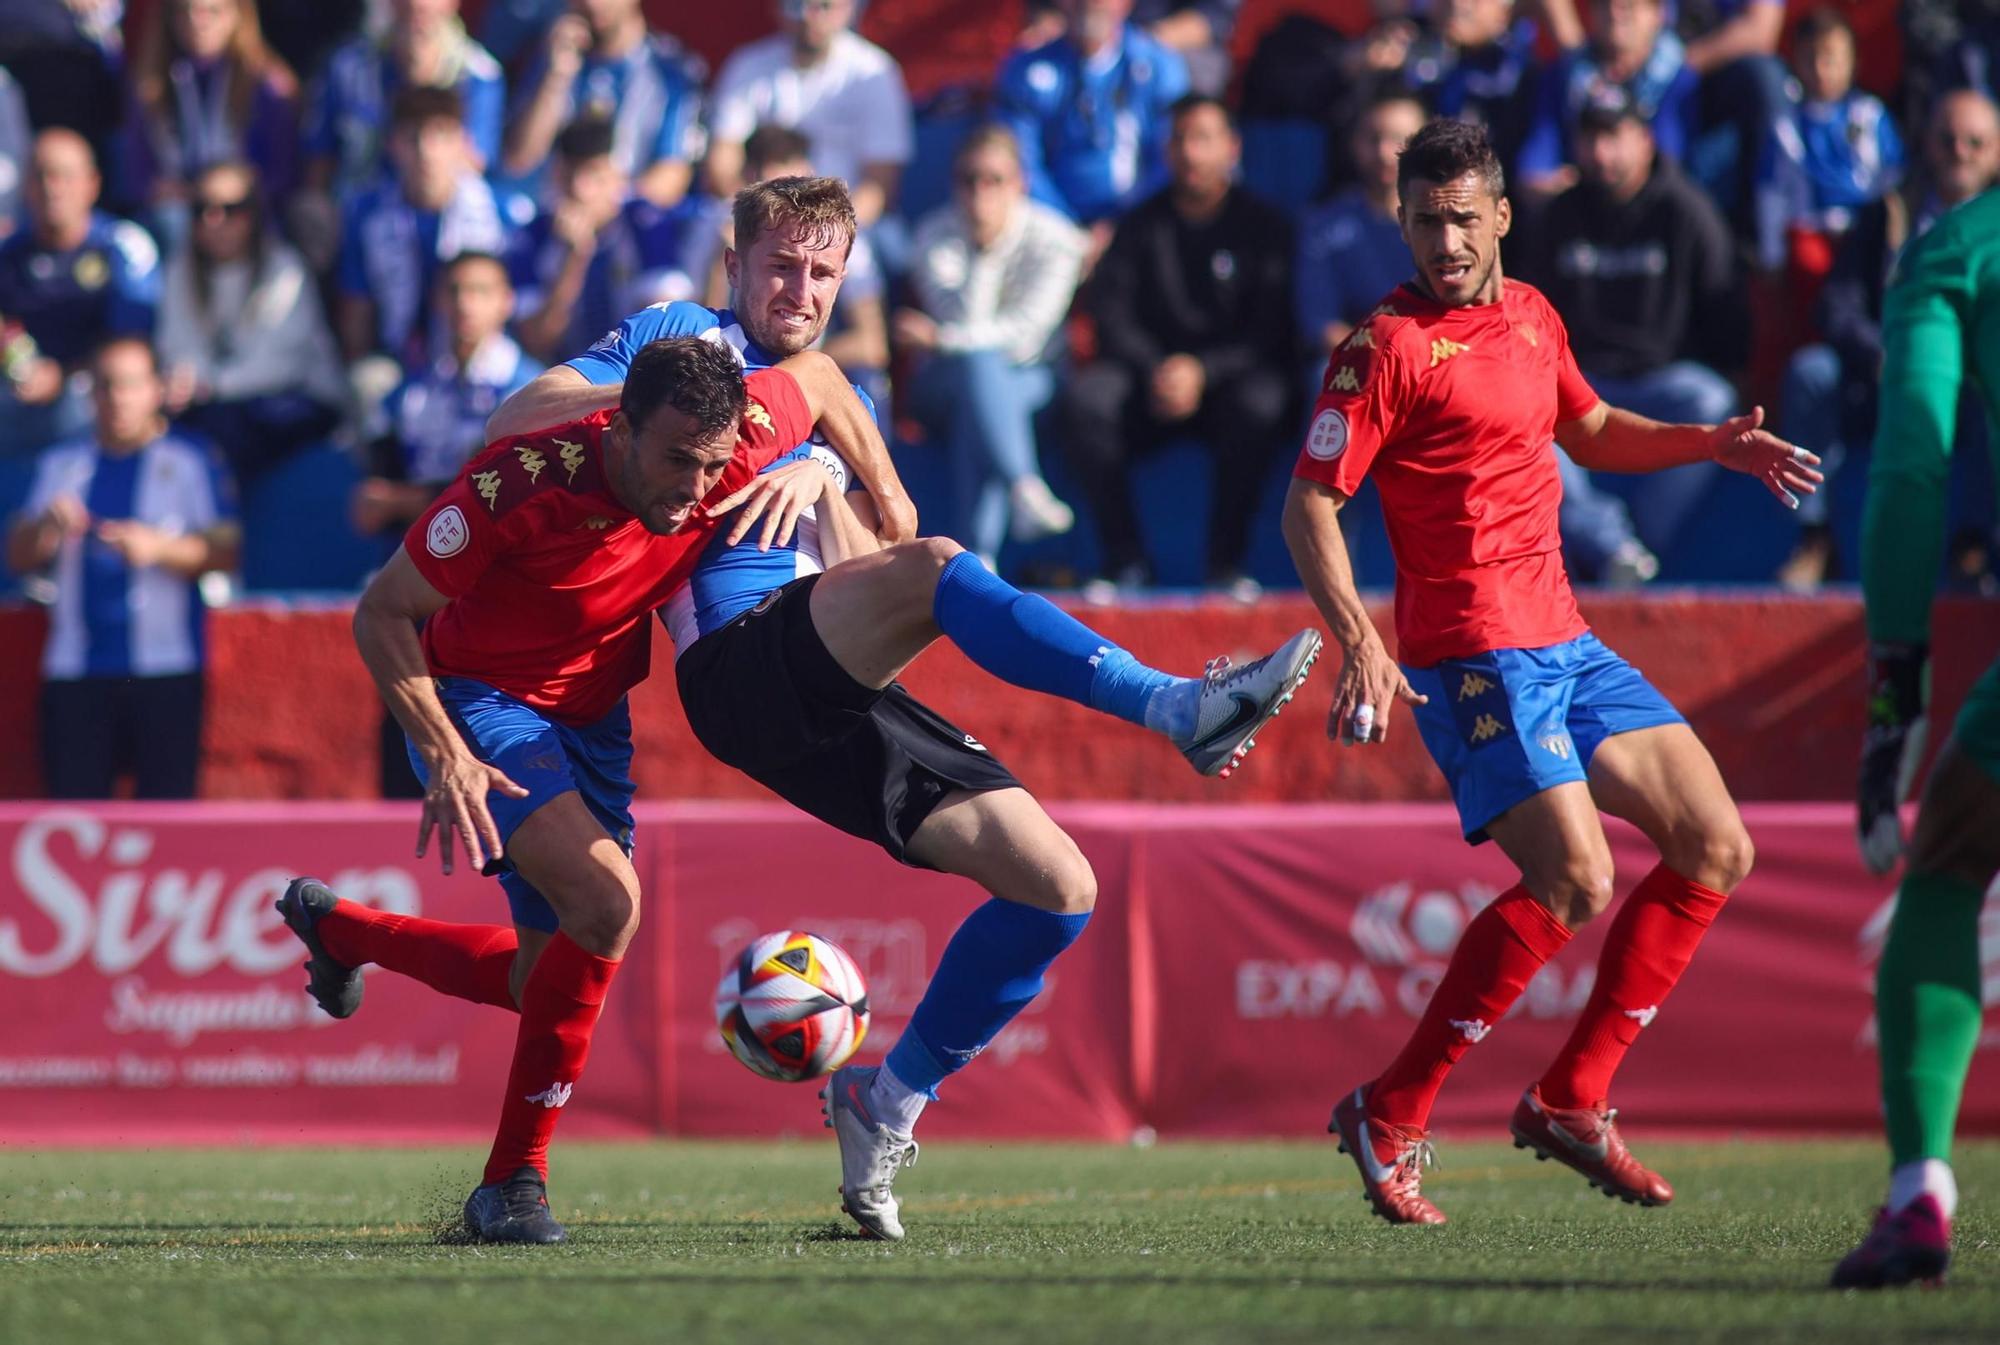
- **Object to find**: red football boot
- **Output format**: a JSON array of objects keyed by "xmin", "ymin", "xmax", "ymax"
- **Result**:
[
  {"xmin": 1509, "ymin": 1084, "xmax": 1673, "ymax": 1206},
  {"xmin": 1329, "ymin": 1084, "xmax": 1447, "ymax": 1226},
  {"xmin": 1830, "ymin": 1196, "xmax": 1952, "ymax": 1289}
]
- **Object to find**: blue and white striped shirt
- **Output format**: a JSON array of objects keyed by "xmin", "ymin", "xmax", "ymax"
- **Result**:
[{"xmin": 24, "ymin": 433, "xmax": 235, "ymax": 680}]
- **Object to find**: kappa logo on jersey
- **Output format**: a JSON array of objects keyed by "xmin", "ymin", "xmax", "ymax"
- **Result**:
[
  {"xmin": 743, "ymin": 399, "xmax": 773, "ymax": 433},
  {"xmin": 426, "ymin": 504, "xmax": 469, "ymax": 558},
  {"xmin": 556, "ymin": 438, "xmax": 587, "ymax": 484},
  {"xmin": 472, "ymin": 470, "xmax": 502, "ymax": 511},
  {"xmin": 1306, "ymin": 408, "xmax": 1350, "ymax": 461},
  {"xmin": 582, "ymin": 516, "xmax": 612, "ymax": 530},
  {"xmin": 1457, "ymin": 672, "xmax": 1495, "ymax": 701},
  {"xmin": 516, "ymin": 444, "xmax": 548, "ymax": 483},
  {"xmin": 1345, "ymin": 326, "xmax": 1377, "ymax": 350},
  {"xmin": 524, "ymin": 1082, "xmax": 574, "ymax": 1109},
  {"xmin": 1430, "ymin": 338, "xmax": 1471, "ymax": 368},
  {"xmin": 1371, "ymin": 301, "xmax": 1401, "ymax": 319},
  {"xmin": 1469, "ymin": 713, "xmax": 1507, "ymax": 743},
  {"xmin": 1328, "ymin": 365, "xmax": 1361, "ymax": 393}
]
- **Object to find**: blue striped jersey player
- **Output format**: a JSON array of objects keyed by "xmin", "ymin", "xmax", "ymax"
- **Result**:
[{"xmin": 504, "ymin": 174, "xmax": 1323, "ymax": 1242}]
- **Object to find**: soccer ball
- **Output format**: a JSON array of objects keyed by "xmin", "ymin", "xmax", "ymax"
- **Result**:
[{"xmin": 714, "ymin": 930, "xmax": 871, "ymax": 1082}]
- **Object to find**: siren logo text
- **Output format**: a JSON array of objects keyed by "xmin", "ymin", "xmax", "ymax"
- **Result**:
[
  {"xmin": 1238, "ymin": 880, "xmax": 1592, "ymax": 1021},
  {"xmin": 0, "ymin": 812, "xmax": 424, "ymax": 979}
]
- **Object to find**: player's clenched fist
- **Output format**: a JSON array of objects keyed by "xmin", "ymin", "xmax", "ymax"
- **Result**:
[{"xmin": 1328, "ymin": 638, "xmax": 1427, "ymax": 746}]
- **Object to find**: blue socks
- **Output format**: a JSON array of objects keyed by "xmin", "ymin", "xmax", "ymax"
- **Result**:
[
  {"xmin": 931, "ymin": 550, "xmax": 1189, "ymax": 731},
  {"xmin": 884, "ymin": 898, "xmax": 1091, "ymax": 1096}
]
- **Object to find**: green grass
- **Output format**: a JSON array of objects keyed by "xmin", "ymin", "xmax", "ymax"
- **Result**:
[{"xmin": 1, "ymin": 1140, "xmax": 1994, "ymax": 1344}]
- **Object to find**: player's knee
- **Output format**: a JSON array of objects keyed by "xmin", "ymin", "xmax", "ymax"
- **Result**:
[
  {"xmin": 1545, "ymin": 862, "xmax": 1617, "ymax": 927},
  {"xmin": 1671, "ymin": 817, "xmax": 1755, "ymax": 893},
  {"xmin": 561, "ymin": 887, "xmax": 641, "ymax": 958},
  {"xmin": 1044, "ymin": 848, "xmax": 1098, "ymax": 916}
]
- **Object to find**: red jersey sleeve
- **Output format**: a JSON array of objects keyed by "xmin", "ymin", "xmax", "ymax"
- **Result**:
[
  {"xmin": 1294, "ymin": 319, "xmax": 1409, "ymax": 496},
  {"xmin": 1547, "ymin": 306, "xmax": 1601, "ymax": 423},
  {"xmin": 738, "ymin": 367, "xmax": 815, "ymax": 471},
  {"xmin": 402, "ymin": 442, "xmax": 550, "ymax": 598}
]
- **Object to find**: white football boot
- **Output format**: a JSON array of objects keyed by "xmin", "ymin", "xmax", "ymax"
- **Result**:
[
  {"xmin": 1177, "ymin": 628, "xmax": 1324, "ymax": 778},
  {"xmin": 821, "ymin": 1064, "xmax": 918, "ymax": 1241}
]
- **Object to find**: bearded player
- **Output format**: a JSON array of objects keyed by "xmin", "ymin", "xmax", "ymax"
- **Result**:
[
  {"xmin": 275, "ymin": 336, "xmax": 905, "ymax": 1244},
  {"xmin": 1283, "ymin": 120, "xmax": 1822, "ymax": 1225},
  {"xmin": 492, "ymin": 174, "xmax": 1321, "ymax": 1240},
  {"xmin": 1832, "ymin": 185, "xmax": 2000, "ymax": 1290}
]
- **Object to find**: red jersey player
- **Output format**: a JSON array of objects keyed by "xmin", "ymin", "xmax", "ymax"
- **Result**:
[
  {"xmin": 274, "ymin": 336, "xmax": 903, "ymax": 1243},
  {"xmin": 1283, "ymin": 120, "xmax": 1822, "ymax": 1224}
]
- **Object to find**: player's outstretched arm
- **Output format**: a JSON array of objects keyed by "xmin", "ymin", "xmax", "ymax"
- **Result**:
[
  {"xmin": 770, "ymin": 349, "xmax": 916, "ymax": 543},
  {"xmin": 1558, "ymin": 402, "xmax": 1824, "ymax": 508},
  {"xmin": 484, "ymin": 365, "xmax": 621, "ymax": 444},
  {"xmin": 353, "ymin": 549, "xmax": 529, "ymax": 876},
  {"xmin": 1282, "ymin": 478, "xmax": 1426, "ymax": 746}
]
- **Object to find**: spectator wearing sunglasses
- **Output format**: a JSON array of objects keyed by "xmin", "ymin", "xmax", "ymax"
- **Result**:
[
  {"xmin": 899, "ymin": 124, "xmax": 1084, "ymax": 567},
  {"xmin": 156, "ymin": 161, "xmax": 344, "ymax": 487}
]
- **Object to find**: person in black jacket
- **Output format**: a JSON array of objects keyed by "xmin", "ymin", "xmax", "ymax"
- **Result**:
[
  {"xmin": 1775, "ymin": 88, "xmax": 2000, "ymax": 589},
  {"xmin": 1059, "ymin": 93, "xmax": 1295, "ymax": 596},
  {"xmin": 1516, "ymin": 84, "xmax": 1745, "ymax": 572}
]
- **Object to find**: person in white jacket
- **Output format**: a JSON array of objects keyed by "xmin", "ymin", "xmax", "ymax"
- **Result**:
[
  {"xmin": 896, "ymin": 124, "xmax": 1083, "ymax": 566},
  {"xmin": 157, "ymin": 160, "xmax": 345, "ymax": 484}
]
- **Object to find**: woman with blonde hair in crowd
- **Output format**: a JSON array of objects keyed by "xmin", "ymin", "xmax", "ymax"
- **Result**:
[{"xmin": 126, "ymin": 0, "xmax": 300, "ymax": 242}]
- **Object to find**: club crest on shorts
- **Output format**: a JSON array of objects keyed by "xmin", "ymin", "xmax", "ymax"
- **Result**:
[
  {"xmin": 1306, "ymin": 408, "xmax": 1349, "ymax": 461},
  {"xmin": 426, "ymin": 505, "xmax": 469, "ymax": 557}
]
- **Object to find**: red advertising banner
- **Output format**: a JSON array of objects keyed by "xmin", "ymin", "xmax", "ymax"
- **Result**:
[
  {"xmin": 0, "ymin": 803, "xmax": 1991, "ymax": 1145},
  {"xmin": 0, "ymin": 805, "xmax": 659, "ymax": 1145},
  {"xmin": 1132, "ymin": 804, "xmax": 2000, "ymax": 1136}
]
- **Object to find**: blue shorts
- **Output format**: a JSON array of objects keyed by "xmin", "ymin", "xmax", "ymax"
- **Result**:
[
  {"xmin": 408, "ymin": 677, "xmax": 637, "ymax": 932},
  {"xmin": 1405, "ymin": 633, "xmax": 1684, "ymax": 844}
]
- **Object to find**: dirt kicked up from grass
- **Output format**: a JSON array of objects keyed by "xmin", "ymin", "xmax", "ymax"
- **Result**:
[{"xmin": 1, "ymin": 1139, "xmax": 1994, "ymax": 1344}]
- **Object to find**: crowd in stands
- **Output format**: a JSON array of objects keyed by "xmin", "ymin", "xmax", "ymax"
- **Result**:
[{"xmin": 2, "ymin": 0, "xmax": 1998, "ymax": 796}]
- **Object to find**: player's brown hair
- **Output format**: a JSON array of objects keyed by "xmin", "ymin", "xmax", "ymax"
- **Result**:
[
  {"xmin": 1397, "ymin": 118, "xmax": 1507, "ymax": 202},
  {"xmin": 732, "ymin": 175, "xmax": 857, "ymax": 260},
  {"xmin": 620, "ymin": 337, "xmax": 747, "ymax": 441}
]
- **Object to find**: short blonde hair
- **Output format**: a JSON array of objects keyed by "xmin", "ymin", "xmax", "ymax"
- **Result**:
[{"xmin": 732, "ymin": 174, "xmax": 858, "ymax": 259}]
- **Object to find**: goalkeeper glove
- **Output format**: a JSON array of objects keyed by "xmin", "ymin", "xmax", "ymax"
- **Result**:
[{"xmin": 1857, "ymin": 641, "xmax": 1929, "ymax": 875}]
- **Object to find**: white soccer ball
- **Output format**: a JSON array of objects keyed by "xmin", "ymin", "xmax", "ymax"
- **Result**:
[{"xmin": 714, "ymin": 930, "xmax": 871, "ymax": 1082}]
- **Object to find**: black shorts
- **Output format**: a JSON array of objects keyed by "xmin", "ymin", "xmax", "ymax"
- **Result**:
[{"xmin": 675, "ymin": 574, "xmax": 1022, "ymax": 865}]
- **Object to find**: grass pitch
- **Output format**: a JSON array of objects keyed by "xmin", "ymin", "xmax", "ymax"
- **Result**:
[{"xmin": 1, "ymin": 1139, "xmax": 1994, "ymax": 1344}]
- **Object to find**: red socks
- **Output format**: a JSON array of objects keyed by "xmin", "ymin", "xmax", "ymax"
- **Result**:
[
  {"xmin": 1538, "ymin": 864, "xmax": 1728, "ymax": 1109},
  {"xmin": 1371, "ymin": 886, "xmax": 1573, "ymax": 1130},
  {"xmin": 316, "ymin": 904, "xmax": 521, "ymax": 1011},
  {"xmin": 483, "ymin": 932, "xmax": 621, "ymax": 1185}
]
